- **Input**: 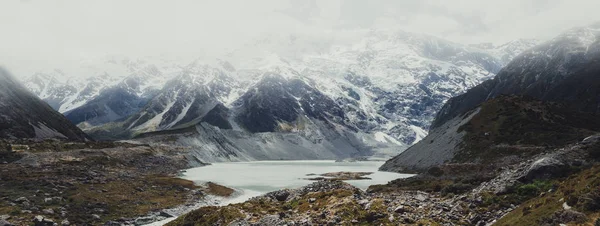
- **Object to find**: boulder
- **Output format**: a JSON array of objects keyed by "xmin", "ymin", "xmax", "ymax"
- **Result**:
[
  {"xmin": 519, "ymin": 157, "xmax": 567, "ymax": 182},
  {"xmin": 270, "ymin": 190, "xmax": 290, "ymax": 202},
  {"xmin": 394, "ymin": 205, "xmax": 407, "ymax": 213},
  {"xmin": 42, "ymin": 209, "xmax": 54, "ymax": 215},
  {"xmin": 33, "ymin": 215, "xmax": 55, "ymax": 226},
  {"xmin": 14, "ymin": 197, "xmax": 29, "ymax": 203},
  {"xmin": 33, "ymin": 216, "xmax": 44, "ymax": 223}
]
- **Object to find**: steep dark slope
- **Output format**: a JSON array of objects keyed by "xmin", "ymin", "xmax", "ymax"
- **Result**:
[
  {"xmin": 234, "ymin": 74, "xmax": 349, "ymax": 133},
  {"xmin": 381, "ymin": 26, "xmax": 600, "ymax": 173},
  {"xmin": 380, "ymin": 96, "xmax": 600, "ymax": 173},
  {"xmin": 65, "ymin": 85, "xmax": 151, "ymax": 126},
  {"xmin": 432, "ymin": 26, "xmax": 600, "ymax": 129},
  {"xmin": 0, "ymin": 68, "xmax": 89, "ymax": 141}
]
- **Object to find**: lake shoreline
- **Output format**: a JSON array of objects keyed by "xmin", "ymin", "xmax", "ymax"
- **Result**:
[{"xmin": 145, "ymin": 160, "xmax": 413, "ymax": 225}]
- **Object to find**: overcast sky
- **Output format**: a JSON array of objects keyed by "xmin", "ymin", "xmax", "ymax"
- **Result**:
[{"xmin": 1, "ymin": 0, "xmax": 599, "ymax": 76}]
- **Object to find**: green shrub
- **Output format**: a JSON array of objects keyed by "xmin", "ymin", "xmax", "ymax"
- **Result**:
[
  {"xmin": 441, "ymin": 183, "xmax": 473, "ymax": 196},
  {"xmin": 427, "ymin": 166, "xmax": 444, "ymax": 177},
  {"xmin": 517, "ymin": 180, "xmax": 553, "ymax": 197}
]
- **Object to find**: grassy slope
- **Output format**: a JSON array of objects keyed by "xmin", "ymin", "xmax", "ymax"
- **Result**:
[
  {"xmin": 495, "ymin": 165, "xmax": 600, "ymax": 225},
  {"xmin": 454, "ymin": 96, "xmax": 600, "ymax": 164}
]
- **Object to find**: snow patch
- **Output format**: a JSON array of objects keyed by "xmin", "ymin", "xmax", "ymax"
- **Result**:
[
  {"xmin": 166, "ymin": 98, "xmax": 195, "ymax": 128},
  {"xmin": 374, "ymin": 132, "xmax": 403, "ymax": 146},
  {"xmin": 409, "ymin": 125, "xmax": 428, "ymax": 144}
]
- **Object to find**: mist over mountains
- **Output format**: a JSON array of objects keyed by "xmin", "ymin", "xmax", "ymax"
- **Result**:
[
  {"xmin": 381, "ymin": 23, "xmax": 600, "ymax": 172},
  {"xmin": 3, "ymin": 1, "xmax": 600, "ymax": 225},
  {"xmin": 18, "ymin": 30, "xmax": 538, "ymax": 160}
]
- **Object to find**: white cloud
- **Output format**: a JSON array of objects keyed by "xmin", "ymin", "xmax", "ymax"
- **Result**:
[{"xmin": 0, "ymin": 0, "xmax": 599, "ymax": 76}]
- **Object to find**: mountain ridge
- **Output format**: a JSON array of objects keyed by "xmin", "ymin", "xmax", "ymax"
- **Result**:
[
  {"xmin": 431, "ymin": 26, "xmax": 600, "ymax": 129},
  {"xmin": 381, "ymin": 24, "xmax": 600, "ymax": 173},
  {"xmin": 18, "ymin": 30, "xmax": 538, "ymax": 161},
  {"xmin": 0, "ymin": 68, "xmax": 90, "ymax": 141}
]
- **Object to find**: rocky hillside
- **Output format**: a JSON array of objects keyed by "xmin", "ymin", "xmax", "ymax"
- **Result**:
[
  {"xmin": 368, "ymin": 24, "xmax": 600, "ymax": 225},
  {"xmin": 0, "ymin": 68, "xmax": 89, "ymax": 141},
  {"xmin": 380, "ymin": 96, "xmax": 600, "ymax": 173},
  {"xmin": 381, "ymin": 24, "xmax": 600, "ymax": 173},
  {"xmin": 166, "ymin": 134, "xmax": 600, "ymax": 225},
  {"xmin": 432, "ymin": 24, "xmax": 600, "ymax": 129}
]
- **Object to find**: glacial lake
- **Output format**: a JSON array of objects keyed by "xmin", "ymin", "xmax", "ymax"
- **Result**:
[
  {"xmin": 181, "ymin": 160, "xmax": 413, "ymax": 202},
  {"xmin": 147, "ymin": 160, "xmax": 412, "ymax": 225}
]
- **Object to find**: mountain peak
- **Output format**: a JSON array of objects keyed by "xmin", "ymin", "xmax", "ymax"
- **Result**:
[{"xmin": 22, "ymin": 31, "xmax": 534, "ymax": 151}]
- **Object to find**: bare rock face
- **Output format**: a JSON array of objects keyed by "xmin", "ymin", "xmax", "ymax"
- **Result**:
[
  {"xmin": 234, "ymin": 74, "xmax": 347, "ymax": 133},
  {"xmin": 379, "ymin": 108, "xmax": 480, "ymax": 173}
]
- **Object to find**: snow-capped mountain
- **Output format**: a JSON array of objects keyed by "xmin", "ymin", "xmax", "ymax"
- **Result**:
[
  {"xmin": 433, "ymin": 24, "xmax": 600, "ymax": 129},
  {"xmin": 270, "ymin": 30, "xmax": 537, "ymax": 145},
  {"xmin": 470, "ymin": 39, "xmax": 540, "ymax": 64},
  {"xmin": 0, "ymin": 68, "xmax": 89, "ymax": 141},
  {"xmin": 122, "ymin": 60, "xmax": 243, "ymax": 134},
  {"xmin": 381, "ymin": 24, "xmax": 600, "ymax": 173},
  {"xmin": 24, "ymin": 59, "xmax": 195, "ymax": 116},
  {"xmin": 20, "ymin": 29, "xmax": 537, "ymax": 159}
]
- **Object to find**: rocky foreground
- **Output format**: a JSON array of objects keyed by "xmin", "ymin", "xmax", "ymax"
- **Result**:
[
  {"xmin": 0, "ymin": 140, "xmax": 232, "ymax": 226},
  {"xmin": 1, "ymin": 137, "xmax": 599, "ymax": 226},
  {"xmin": 166, "ymin": 179, "xmax": 502, "ymax": 226},
  {"xmin": 168, "ymin": 135, "xmax": 600, "ymax": 226}
]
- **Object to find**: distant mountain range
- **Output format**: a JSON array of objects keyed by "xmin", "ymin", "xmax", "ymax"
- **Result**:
[{"xmin": 19, "ymin": 30, "xmax": 538, "ymax": 161}]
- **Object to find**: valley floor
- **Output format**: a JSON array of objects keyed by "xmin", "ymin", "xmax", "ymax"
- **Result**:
[
  {"xmin": 0, "ymin": 140, "xmax": 232, "ymax": 226},
  {"xmin": 3, "ymin": 134, "xmax": 600, "ymax": 226},
  {"xmin": 167, "ymin": 135, "xmax": 600, "ymax": 226}
]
